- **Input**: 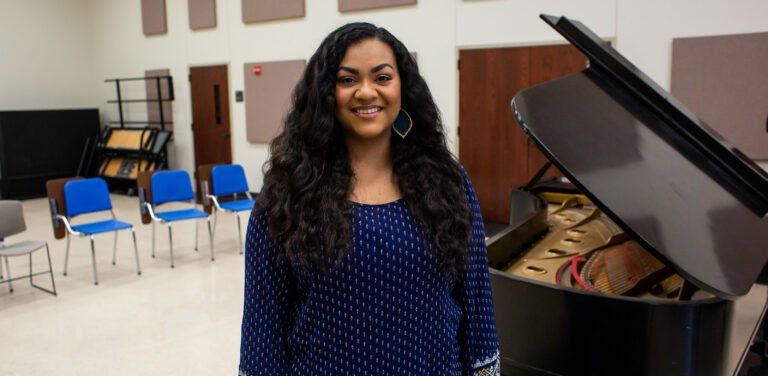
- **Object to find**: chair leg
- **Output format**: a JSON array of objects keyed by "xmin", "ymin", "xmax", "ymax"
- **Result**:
[
  {"xmin": 0, "ymin": 256, "xmax": 4, "ymax": 280},
  {"xmin": 112, "ymin": 231, "xmax": 118, "ymax": 265},
  {"xmin": 167, "ymin": 223, "xmax": 175, "ymax": 268},
  {"xmin": 4, "ymin": 257, "xmax": 12, "ymax": 293},
  {"xmin": 194, "ymin": 218, "xmax": 199, "ymax": 251},
  {"xmin": 131, "ymin": 229, "xmax": 142, "ymax": 276},
  {"xmin": 44, "ymin": 244, "xmax": 57, "ymax": 295},
  {"xmin": 29, "ymin": 244, "xmax": 57, "ymax": 296},
  {"xmin": 236, "ymin": 213, "xmax": 244, "ymax": 255},
  {"xmin": 64, "ymin": 235, "xmax": 71, "ymax": 276},
  {"xmin": 207, "ymin": 217, "xmax": 215, "ymax": 262},
  {"xmin": 89, "ymin": 236, "xmax": 99, "ymax": 286},
  {"xmin": 212, "ymin": 212, "xmax": 218, "ymax": 239},
  {"xmin": 151, "ymin": 221, "xmax": 156, "ymax": 258}
]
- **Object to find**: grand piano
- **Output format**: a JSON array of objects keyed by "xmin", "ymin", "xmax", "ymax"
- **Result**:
[{"xmin": 487, "ymin": 15, "xmax": 768, "ymax": 376}]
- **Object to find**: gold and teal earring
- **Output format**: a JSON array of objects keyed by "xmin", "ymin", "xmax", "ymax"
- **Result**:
[{"xmin": 393, "ymin": 109, "xmax": 413, "ymax": 138}]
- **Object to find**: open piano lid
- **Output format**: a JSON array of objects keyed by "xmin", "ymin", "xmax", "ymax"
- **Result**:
[{"xmin": 512, "ymin": 15, "xmax": 768, "ymax": 298}]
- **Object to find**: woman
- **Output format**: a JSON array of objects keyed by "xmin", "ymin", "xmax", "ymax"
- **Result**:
[{"xmin": 239, "ymin": 22, "xmax": 499, "ymax": 375}]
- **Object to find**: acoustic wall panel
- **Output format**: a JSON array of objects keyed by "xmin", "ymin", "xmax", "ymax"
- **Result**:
[
  {"xmin": 141, "ymin": 0, "xmax": 167, "ymax": 36},
  {"xmin": 243, "ymin": 60, "xmax": 306, "ymax": 143},
  {"xmin": 339, "ymin": 0, "xmax": 416, "ymax": 12},
  {"xmin": 671, "ymin": 32, "xmax": 768, "ymax": 160},
  {"xmin": 242, "ymin": 0, "xmax": 304, "ymax": 23},
  {"xmin": 189, "ymin": 0, "xmax": 216, "ymax": 30},
  {"xmin": 145, "ymin": 69, "xmax": 174, "ymax": 134}
]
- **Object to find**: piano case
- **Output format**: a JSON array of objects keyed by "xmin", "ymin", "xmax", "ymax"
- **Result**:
[{"xmin": 488, "ymin": 15, "xmax": 768, "ymax": 376}]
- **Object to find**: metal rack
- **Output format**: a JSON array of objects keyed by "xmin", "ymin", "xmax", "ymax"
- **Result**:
[
  {"xmin": 105, "ymin": 75, "xmax": 174, "ymax": 130},
  {"xmin": 99, "ymin": 76, "xmax": 175, "ymax": 194}
]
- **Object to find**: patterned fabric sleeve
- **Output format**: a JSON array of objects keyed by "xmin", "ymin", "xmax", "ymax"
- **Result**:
[
  {"xmin": 238, "ymin": 210, "xmax": 295, "ymax": 375},
  {"xmin": 455, "ymin": 167, "xmax": 501, "ymax": 376}
]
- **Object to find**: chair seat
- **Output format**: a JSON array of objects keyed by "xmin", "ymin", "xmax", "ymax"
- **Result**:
[
  {"xmin": 156, "ymin": 208, "xmax": 209, "ymax": 222},
  {"xmin": 219, "ymin": 199, "xmax": 255, "ymax": 213},
  {"xmin": 72, "ymin": 219, "xmax": 133, "ymax": 235},
  {"xmin": 0, "ymin": 240, "xmax": 47, "ymax": 256}
]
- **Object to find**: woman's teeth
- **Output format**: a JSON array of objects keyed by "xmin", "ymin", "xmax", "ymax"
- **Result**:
[{"xmin": 355, "ymin": 107, "xmax": 381, "ymax": 114}]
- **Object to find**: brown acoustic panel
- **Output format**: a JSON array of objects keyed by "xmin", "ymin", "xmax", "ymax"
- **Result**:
[
  {"xmin": 242, "ymin": 0, "xmax": 304, "ymax": 23},
  {"xmin": 189, "ymin": 0, "xmax": 216, "ymax": 30},
  {"xmin": 46, "ymin": 177, "xmax": 82, "ymax": 239},
  {"xmin": 671, "ymin": 32, "xmax": 768, "ymax": 160},
  {"xmin": 244, "ymin": 60, "xmax": 306, "ymax": 143},
  {"xmin": 141, "ymin": 0, "xmax": 167, "ymax": 36},
  {"xmin": 145, "ymin": 69, "xmax": 174, "ymax": 133},
  {"xmin": 339, "ymin": 0, "xmax": 416, "ymax": 12}
]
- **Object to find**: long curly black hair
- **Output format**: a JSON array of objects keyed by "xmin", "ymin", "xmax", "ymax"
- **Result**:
[{"xmin": 255, "ymin": 22, "xmax": 472, "ymax": 277}]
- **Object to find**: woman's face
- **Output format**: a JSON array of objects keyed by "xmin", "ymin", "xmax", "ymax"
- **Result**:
[{"xmin": 335, "ymin": 38, "xmax": 402, "ymax": 142}]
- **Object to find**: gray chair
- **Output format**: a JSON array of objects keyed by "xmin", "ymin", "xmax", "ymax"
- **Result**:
[{"xmin": 0, "ymin": 200, "xmax": 57, "ymax": 296}]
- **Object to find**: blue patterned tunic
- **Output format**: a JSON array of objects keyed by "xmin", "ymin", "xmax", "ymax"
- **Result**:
[{"xmin": 239, "ymin": 172, "xmax": 500, "ymax": 375}]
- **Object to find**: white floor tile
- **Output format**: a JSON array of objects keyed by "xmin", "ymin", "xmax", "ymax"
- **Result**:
[{"xmin": 0, "ymin": 195, "xmax": 246, "ymax": 375}]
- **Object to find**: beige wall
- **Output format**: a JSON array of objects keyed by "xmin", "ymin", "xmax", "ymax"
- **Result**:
[
  {"xmin": 0, "ymin": 0, "xmax": 97, "ymax": 110},
  {"xmin": 1, "ymin": 0, "xmax": 767, "ymax": 190},
  {"xmin": 88, "ymin": 0, "xmax": 457, "ymax": 188}
]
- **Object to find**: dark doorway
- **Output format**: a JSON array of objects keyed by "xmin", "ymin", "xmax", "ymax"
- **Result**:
[
  {"xmin": 458, "ymin": 44, "xmax": 587, "ymax": 224},
  {"xmin": 189, "ymin": 65, "xmax": 232, "ymax": 196}
]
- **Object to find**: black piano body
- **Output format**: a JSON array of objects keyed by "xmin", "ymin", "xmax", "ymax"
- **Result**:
[{"xmin": 488, "ymin": 15, "xmax": 768, "ymax": 376}]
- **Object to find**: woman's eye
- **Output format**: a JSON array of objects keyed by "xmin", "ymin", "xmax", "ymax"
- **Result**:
[
  {"xmin": 337, "ymin": 76, "xmax": 356, "ymax": 84},
  {"xmin": 376, "ymin": 75, "xmax": 392, "ymax": 82}
]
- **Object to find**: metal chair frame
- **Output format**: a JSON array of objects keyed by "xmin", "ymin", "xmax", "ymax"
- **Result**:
[
  {"xmin": 56, "ymin": 211, "xmax": 141, "ymax": 285},
  {"xmin": 58, "ymin": 178, "xmax": 141, "ymax": 285},
  {"xmin": 206, "ymin": 191, "xmax": 253, "ymax": 255},
  {"xmin": 202, "ymin": 164, "xmax": 254, "ymax": 255},
  {"xmin": 0, "ymin": 200, "xmax": 57, "ymax": 296},
  {"xmin": 141, "ymin": 170, "xmax": 214, "ymax": 268},
  {"xmin": 0, "ymin": 240, "xmax": 57, "ymax": 296}
]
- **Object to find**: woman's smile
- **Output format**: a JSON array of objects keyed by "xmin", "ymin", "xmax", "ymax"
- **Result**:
[{"xmin": 351, "ymin": 105, "xmax": 384, "ymax": 119}]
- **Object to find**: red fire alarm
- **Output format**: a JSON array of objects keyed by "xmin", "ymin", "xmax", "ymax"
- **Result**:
[{"xmin": 253, "ymin": 65, "xmax": 262, "ymax": 76}]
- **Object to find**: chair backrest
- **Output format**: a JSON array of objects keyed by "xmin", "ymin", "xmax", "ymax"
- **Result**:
[
  {"xmin": 46, "ymin": 176, "xmax": 83, "ymax": 239},
  {"xmin": 211, "ymin": 164, "xmax": 249, "ymax": 196},
  {"xmin": 151, "ymin": 170, "xmax": 194, "ymax": 205},
  {"xmin": 0, "ymin": 200, "xmax": 26, "ymax": 239},
  {"xmin": 63, "ymin": 178, "xmax": 113, "ymax": 217}
]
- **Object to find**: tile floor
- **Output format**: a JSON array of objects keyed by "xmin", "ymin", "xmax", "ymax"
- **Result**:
[
  {"xmin": 0, "ymin": 194, "xmax": 245, "ymax": 375},
  {"xmin": 3, "ymin": 194, "xmax": 765, "ymax": 375}
]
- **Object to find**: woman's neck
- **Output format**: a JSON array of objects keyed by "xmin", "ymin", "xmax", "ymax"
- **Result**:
[{"xmin": 346, "ymin": 134, "xmax": 401, "ymax": 204}]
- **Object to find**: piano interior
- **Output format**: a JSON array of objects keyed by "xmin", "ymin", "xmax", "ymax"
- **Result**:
[{"xmin": 492, "ymin": 190, "xmax": 712, "ymax": 301}]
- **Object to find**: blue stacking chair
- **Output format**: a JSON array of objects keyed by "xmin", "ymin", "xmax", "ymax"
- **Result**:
[
  {"xmin": 204, "ymin": 164, "xmax": 255, "ymax": 254},
  {"xmin": 143, "ymin": 170, "xmax": 213, "ymax": 268},
  {"xmin": 59, "ymin": 178, "xmax": 141, "ymax": 285}
]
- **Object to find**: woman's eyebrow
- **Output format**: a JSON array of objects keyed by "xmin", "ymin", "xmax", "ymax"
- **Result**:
[
  {"xmin": 371, "ymin": 63, "xmax": 393, "ymax": 73},
  {"xmin": 338, "ymin": 66, "xmax": 358, "ymax": 74},
  {"xmin": 338, "ymin": 63, "xmax": 394, "ymax": 75}
]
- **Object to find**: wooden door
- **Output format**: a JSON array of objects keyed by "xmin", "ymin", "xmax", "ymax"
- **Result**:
[
  {"xmin": 190, "ymin": 65, "xmax": 232, "ymax": 195},
  {"xmin": 458, "ymin": 44, "xmax": 586, "ymax": 223}
]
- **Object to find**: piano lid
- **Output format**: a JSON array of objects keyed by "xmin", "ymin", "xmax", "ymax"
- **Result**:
[{"xmin": 511, "ymin": 15, "xmax": 768, "ymax": 298}]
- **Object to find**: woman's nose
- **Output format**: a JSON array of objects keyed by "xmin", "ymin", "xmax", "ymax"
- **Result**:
[{"xmin": 354, "ymin": 80, "xmax": 377, "ymax": 100}]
